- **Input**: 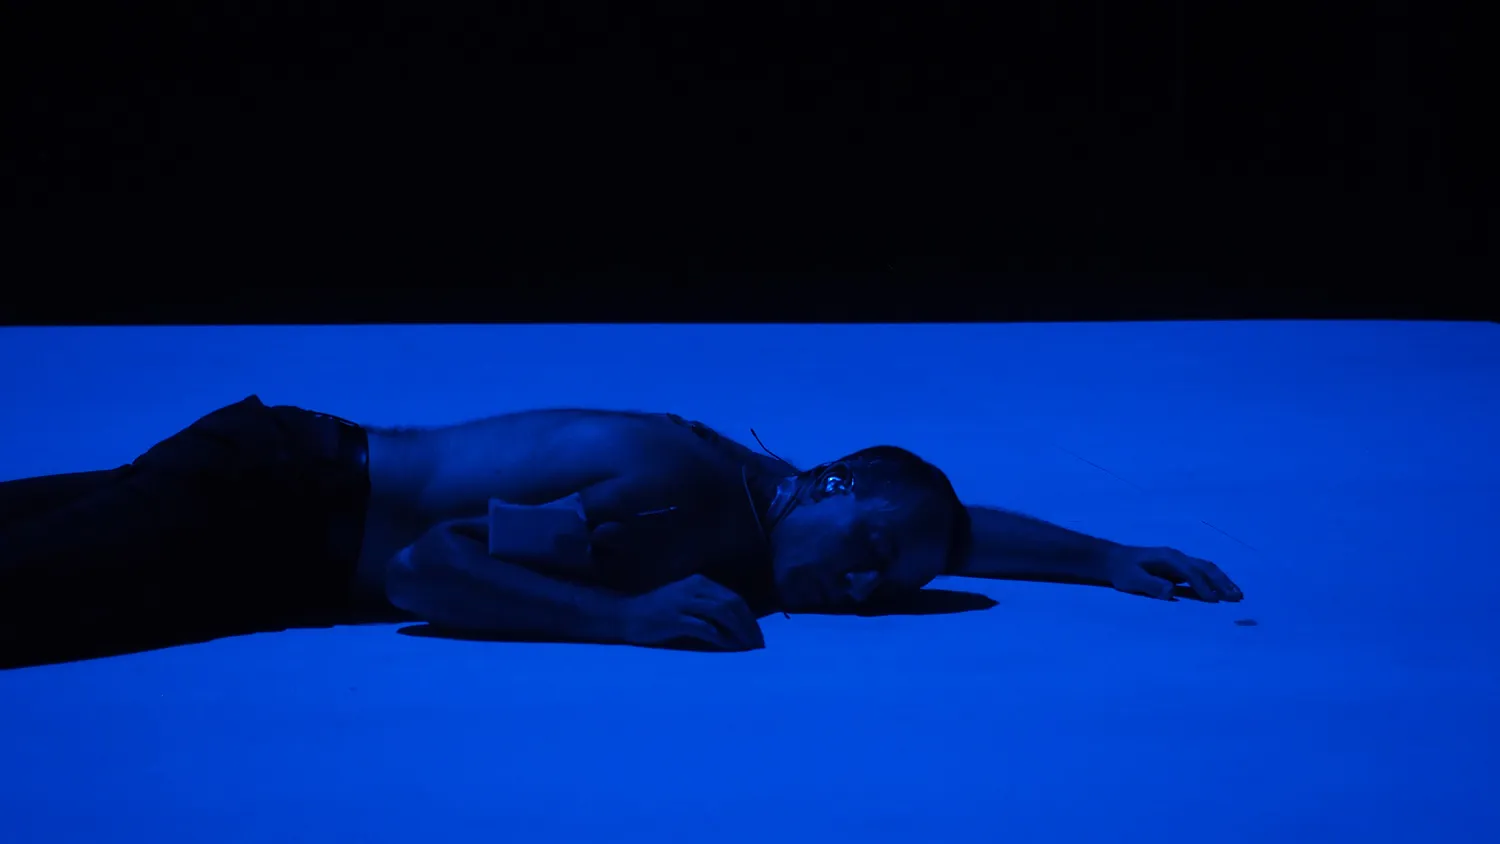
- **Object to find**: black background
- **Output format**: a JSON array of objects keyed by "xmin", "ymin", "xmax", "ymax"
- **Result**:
[{"xmin": 5, "ymin": 1, "xmax": 1490, "ymax": 321}]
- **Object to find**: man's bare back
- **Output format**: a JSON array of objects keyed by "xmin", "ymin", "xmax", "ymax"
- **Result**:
[{"xmin": 354, "ymin": 409, "xmax": 783, "ymax": 607}]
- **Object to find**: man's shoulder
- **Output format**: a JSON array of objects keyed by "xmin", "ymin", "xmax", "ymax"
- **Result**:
[{"xmin": 439, "ymin": 406, "xmax": 776, "ymax": 487}]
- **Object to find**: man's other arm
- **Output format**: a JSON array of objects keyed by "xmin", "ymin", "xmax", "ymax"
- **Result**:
[{"xmin": 387, "ymin": 516, "xmax": 631, "ymax": 643}]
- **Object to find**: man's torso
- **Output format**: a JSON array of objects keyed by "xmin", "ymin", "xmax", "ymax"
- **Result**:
[{"xmin": 353, "ymin": 409, "xmax": 784, "ymax": 605}]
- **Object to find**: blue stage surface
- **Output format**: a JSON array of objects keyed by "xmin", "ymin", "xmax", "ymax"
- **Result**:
[{"xmin": 3, "ymin": 322, "xmax": 1496, "ymax": 843}]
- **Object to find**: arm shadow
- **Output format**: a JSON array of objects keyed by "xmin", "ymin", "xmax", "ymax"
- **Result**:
[
  {"xmin": 394, "ymin": 623, "xmax": 738, "ymax": 653},
  {"xmin": 1, "ymin": 582, "xmax": 1205, "ymax": 669},
  {"xmin": 1, "ymin": 587, "xmax": 1001, "ymax": 668},
  {"xmin": 960, "ymin": 572, "xmax": 1223, "ymax": 603},
  {"xmin": 397, "ymin": 623, "xmax": 621, "ymax": 646},
  {"xmin": 397, "ymin": 587, "xmax": 999, "ymax": 652},
  {"xmin": 798, "ymin": 586, "xmax": 998, "ymax": 618}
]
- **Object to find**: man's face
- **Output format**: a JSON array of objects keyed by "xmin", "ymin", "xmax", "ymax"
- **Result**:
[{"xmin": 767, "ymin": 462, "xmax": 947, "ymax": 612}]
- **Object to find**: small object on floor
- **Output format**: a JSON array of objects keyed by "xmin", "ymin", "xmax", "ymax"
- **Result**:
[{"xmin": 1234, "ymin": 618, "xmax": 1259, "ymax": 627}]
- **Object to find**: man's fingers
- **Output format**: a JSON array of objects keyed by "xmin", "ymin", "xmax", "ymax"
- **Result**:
[
  {"xmin": 1145, "ymin": 554, "xmax": 1222, "ymax": 602},
  {"xmin": 678, "ymin": 617, "xmax": 735, "ymax": 651},
  {"xmin": 688, "ymin": 578, "xmax": 765, "ymax": 649},
  {"xmin": 1158, "ymin": 557, "xmax": 1218, "ymax": 605},
  {"xmin": 1174, "ymin": 562, "xmax": 1221, "ymax": 603},
  {"xmin": 1123, "ymin": 572, "xmax": 1177, "ymax": 601},
  {"xmin": 690, "ymin": 597, "xmax": 763, "ymax": 650},
  {"xmin": 1172, "ymin": 552, "xmax": 1242, "ymax": 603},
  {"xmin": 717, "ymin": 601, "xmax": 764, "ymax": 649},
  {"xmin": 1198, "ymin": 559, "xmax": 1243, "ymax": 601},
  {"xmin": 1128, "ymin": 550, "xmax": 1243, "ymax": 604}
]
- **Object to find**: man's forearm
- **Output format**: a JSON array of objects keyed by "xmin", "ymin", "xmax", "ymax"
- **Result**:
[
  {"xmin": 387, "ymin": 518, "xmax": 630, "ymax": 643},
  {"xmin": 952, "ymin": 505, "xmax": 1122, "ymax": 585}
]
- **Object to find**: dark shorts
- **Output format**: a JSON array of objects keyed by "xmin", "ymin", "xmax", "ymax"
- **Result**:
[{"xmin": 0, "ymin": 395, "xmax": 370, "ymax": 662}]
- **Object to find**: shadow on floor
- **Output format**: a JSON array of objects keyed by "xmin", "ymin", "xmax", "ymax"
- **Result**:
[
  {"xmin": 0, "ymin": 587, "xmax": 1000, "ymax": 668},
  {"xmin": 815, "ymin": 586, "xmax": 999, "ymax": 617},
  {"xmin": 1, "ymin": 581, "xmax": 1232, "ymax": 668},
  {"xmin": 0, "ymin": 608, "xmax": 410, "ymax": 671},
  {"xmin": 397, "ymin": 586, "xmax": 1000, "ymax": 652}
]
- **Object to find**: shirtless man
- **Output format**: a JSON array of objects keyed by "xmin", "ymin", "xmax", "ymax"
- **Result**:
[{"xmin": 0, "ymin": 396, "xmax": 1242, "ymax": 657}]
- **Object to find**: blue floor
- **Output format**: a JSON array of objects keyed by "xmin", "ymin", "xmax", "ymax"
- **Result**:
[{"xmin": 3, "ymin": 322, "xmax": 1497, "ymax": 843}]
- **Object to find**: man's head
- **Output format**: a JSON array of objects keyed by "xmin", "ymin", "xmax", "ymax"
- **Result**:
[{"xmin": 766, "ymin": 445, "xmax": 970, "ymax": 611}]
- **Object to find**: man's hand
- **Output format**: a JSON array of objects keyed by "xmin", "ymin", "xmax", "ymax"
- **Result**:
[
  {"xmin": 622, "ymin": 575, "xmax": 766, "ymax": 651},
  {"xmin": 1104, "ymin": 545, "xmax": 1244, "ymax": 603}
]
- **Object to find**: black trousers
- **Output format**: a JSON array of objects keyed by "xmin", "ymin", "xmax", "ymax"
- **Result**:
[{"xmin": 0, "ymin": 395, "xmax": 370, "ymax": 663}]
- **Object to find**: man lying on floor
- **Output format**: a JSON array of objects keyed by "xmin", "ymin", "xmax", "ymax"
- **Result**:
[{"xmin": 1, "ymin": 396, "xmax": 1242, "ymax": 653}]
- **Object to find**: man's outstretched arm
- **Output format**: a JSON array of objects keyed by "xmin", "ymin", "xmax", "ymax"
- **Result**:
[
  {"xmin": 951, "ymin": 505, "xmax": 1118, "ymax": 586},
  {"xmin": 949, "ymin": 505, "xmax": 1244, "ymax": 602}
]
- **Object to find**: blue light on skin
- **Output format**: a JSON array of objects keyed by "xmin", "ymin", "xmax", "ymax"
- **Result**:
[{"xmin": 765, "ymin": 463, "xmax": 949, "ymax": 613}]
